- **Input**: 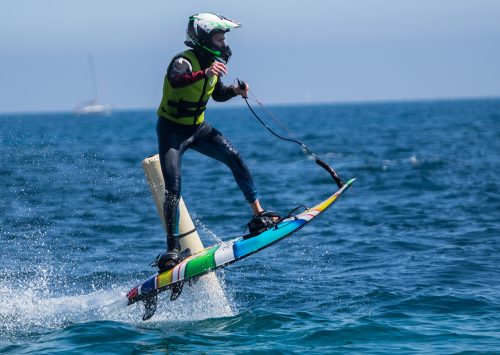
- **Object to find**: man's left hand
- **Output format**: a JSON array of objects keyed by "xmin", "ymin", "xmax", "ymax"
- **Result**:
[{"xmin": 233, "ymin": 82, "xmax": 249, "ymax": 98}]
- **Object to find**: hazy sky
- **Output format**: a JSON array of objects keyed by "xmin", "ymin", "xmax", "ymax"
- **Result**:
[{"xmin": 1, "ymin": 0, "xmax": 500, "ymax": 113}]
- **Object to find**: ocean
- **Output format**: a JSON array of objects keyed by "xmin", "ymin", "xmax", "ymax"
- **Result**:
[{"xmin": 1, "ymin": 99, "xmax": 499, "ymax": 354}]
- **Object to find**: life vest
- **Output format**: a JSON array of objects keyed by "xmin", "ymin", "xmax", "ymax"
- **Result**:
[{"xmin": 157, "ymin": 50, "xmax": 218, "ymax": 125}]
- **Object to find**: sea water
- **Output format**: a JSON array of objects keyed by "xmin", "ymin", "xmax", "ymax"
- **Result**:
[{"xmin": 1, "ymin": 99, "xmax": 499, "ymax": 353}]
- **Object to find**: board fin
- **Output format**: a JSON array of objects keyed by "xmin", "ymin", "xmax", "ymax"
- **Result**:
[
  {"xmin": 170, "ymin": 281, "xmax": 184, "ymax": 301},
  {"xmin": 141, "ymin": 281, "xmax": 184, "ymax": 320},
  {"xmin": 142, "ymin": 293, "xmax": 158, "ymax": 321}
]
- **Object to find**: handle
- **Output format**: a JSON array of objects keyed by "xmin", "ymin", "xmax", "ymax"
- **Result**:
[{"xmin": 236, "ymin": 78, "xmax": 248, "ymax": 98}]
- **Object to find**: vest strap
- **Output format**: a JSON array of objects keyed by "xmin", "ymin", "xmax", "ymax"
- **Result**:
[
  {"xmin": 161, "ymin": 106, "xmax": 205, "ymax": 119},
  {"xmin": 167, "ymin": 99, "xmax": 208, "ymax": 109}
]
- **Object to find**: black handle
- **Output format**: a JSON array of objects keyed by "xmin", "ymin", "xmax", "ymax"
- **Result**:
[
  {"xmin": 315, "ymin": 159, "xmax": 345, "ymax": 189},
  {"xmin": 236, "ymin": 78, "xmax": 248, "ymax": 98}
]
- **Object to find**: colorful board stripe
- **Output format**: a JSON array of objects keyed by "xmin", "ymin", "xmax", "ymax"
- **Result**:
[{"xmin": 127, "ymin": 178, "xmax": 355, "ymax": 305}]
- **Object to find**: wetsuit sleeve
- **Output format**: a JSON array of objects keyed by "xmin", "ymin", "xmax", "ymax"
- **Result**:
[
  {"xmin": 212, "ymin": 80, "xmax": 237, "ymax": 102},
  {"xmin": 167, "ymin": 56, "xmax": 206, "ymax": 88}
]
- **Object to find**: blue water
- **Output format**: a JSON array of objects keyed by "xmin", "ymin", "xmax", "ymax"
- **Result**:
[{"xmin": 1, "ymin": 99, "xmax": 499, "ymax": 354}]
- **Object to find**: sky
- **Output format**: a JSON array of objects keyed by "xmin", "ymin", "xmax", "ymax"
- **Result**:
[{"xmin": 1, "ymin": 0, "xmax": 500, "ymax": 113}]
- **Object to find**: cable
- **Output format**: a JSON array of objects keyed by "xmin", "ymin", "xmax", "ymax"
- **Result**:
[{"xmin": 237, "ymin": 79, "xmax": 345, "ymax": 188}]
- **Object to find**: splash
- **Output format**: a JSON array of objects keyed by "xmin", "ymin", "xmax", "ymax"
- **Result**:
[
  {"xmin": 192, "ymin": 214, "xmax": 224, "ymax": 244},
  {"xmin": 0, "ymin": 264, "xmax": 236, "ymax": 341}
]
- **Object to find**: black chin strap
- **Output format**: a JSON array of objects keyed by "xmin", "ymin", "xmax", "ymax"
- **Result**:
[{"xmin": 237, "ymin": 79, "xmax": 345, "ymax": 189}]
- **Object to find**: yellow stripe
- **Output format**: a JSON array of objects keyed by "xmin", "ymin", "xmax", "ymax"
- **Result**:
[
  {"xmin": 157, "ymin": 269, "xmax": 173, "ymax": 288},
  {"xmin": 309, "ymin": 179, "xmax": 354, "ymax": 213},
  {"xmin": 308, "ymin": 192, "xmax": 338, "ymax": 213}
]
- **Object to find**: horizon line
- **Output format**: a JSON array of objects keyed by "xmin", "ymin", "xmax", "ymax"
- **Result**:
[{"xmin": 2, "ymin": 95, "xmax": 499, "ymax": 116}]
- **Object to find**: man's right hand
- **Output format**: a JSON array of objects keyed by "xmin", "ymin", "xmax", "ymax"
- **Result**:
[{"xmin": 205, "ymin": 62, "xmax": 228, "ymax": 77}]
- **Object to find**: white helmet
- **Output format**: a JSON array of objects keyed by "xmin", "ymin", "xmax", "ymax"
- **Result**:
[{"xmin": 185, "ymin": 13, "xmax": 241, "ymax": 63}]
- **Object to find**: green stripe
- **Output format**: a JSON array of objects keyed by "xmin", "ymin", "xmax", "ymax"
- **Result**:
[{"xmin": 184, "ymin": 245, "xmax": 219, "ymax": 278}]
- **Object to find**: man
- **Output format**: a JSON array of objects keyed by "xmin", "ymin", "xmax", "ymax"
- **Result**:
[{"xmin": 154, "ymin": 13, "xmax": 279, "ymax": 272}]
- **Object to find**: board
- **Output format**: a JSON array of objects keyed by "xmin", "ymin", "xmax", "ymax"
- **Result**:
[{"xmin": 127, "ymin": 178, "xmax": 355, "ymax": 319}]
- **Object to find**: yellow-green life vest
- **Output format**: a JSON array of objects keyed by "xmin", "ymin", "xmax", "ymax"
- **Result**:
[{"xmin": 157, "ymin": 50, "xmax": 218, "ymax": 125}]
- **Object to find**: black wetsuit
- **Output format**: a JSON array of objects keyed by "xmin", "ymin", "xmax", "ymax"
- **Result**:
[{"xmin": 157, "ymin": 49, "xmax": 258, "ymax": 252}]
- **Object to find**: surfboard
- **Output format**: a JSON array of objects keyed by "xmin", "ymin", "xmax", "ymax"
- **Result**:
[{"xmin": 127, "ymin": 178, "xmax": 355, "ymax": 319}]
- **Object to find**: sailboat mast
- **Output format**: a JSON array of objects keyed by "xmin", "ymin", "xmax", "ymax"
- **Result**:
[
  {"xmin": 75, "ymin": 54, "xmax": 111, "ymax": 115},
  {"xmin": 88, "ymin": 54, "xmax": 99, "ymax": 101}
]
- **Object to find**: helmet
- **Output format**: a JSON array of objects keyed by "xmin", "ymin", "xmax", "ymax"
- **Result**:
[{"xmin": 185, "ymin": 13, "xmax": 241, "ymax": 63}]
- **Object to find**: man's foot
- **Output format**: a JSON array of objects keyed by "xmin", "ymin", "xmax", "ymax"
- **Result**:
[
  {"xmin": 246, "ymin": 211, "xmax": 281, "ymax": 235},
  {"xmin": 150, "ymin": 248, "xmax": 192, "ymax": 274},
  {"xmin": 150, "ymin": 250, "xmax": 180, "ymax": 273}
]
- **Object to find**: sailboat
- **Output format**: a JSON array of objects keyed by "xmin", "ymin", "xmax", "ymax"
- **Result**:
[{"xmin": 75, "ymin": 54, "xmax": 112, "ymax": 116}]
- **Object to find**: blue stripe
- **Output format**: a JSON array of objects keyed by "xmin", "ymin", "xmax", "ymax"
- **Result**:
[
  {"xmin": 234, "ymin": 219, "xmax": 305, "ymax": 259},
  {"xmin": 141, "ymin": 276, "xmax": 156, "ymax": 294}
]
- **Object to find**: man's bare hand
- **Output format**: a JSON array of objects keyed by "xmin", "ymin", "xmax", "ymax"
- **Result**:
[
  {"xmin": 233, "ymin": 82, "xmax": 249, "ymax": 97},
  {"xmin": 205, "ymin": 62, "xmax": 228, "ymax": 77}
]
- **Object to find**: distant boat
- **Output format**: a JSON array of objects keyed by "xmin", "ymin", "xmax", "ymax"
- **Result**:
[
  {"xmin": 75, "ymin": 99, "xmax": 112, "ymax": 115},
  {"xmin": 75, "ymin": 54, "xmax": 112, "ymax": 116}
]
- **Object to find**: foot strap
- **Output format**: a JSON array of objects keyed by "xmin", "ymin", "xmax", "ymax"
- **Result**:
[{"xmin": 246, "ymin": 210, "xmax": 281, "ymax": 236}]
